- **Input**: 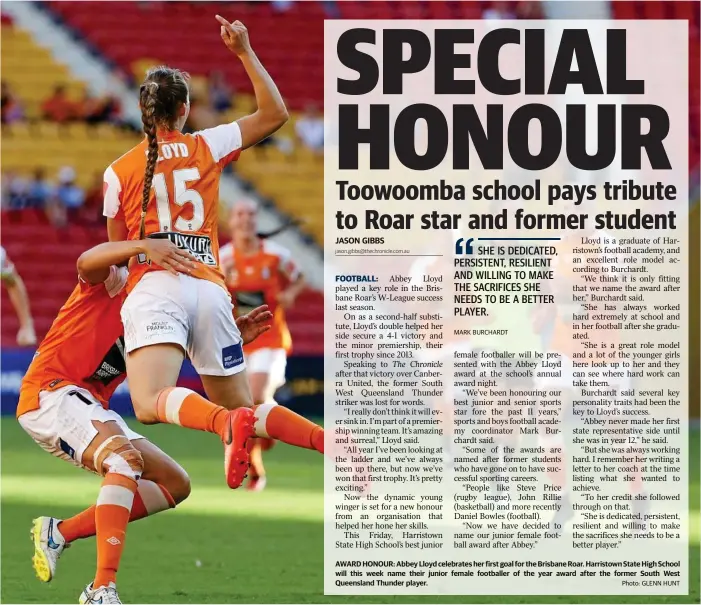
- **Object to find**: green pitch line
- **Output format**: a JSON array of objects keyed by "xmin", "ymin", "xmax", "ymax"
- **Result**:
[{"xmin": 1, "ymin": 419, "xmax": 698, "ymax": 604}]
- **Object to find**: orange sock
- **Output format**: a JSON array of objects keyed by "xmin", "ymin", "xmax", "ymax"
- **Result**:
[
  {"xmin": 93, "ymin": 473, "xmax": 138, "ymax": 589},
  {"xmin": 156, "ymin": 387, "xmax": 228, "ymax": 437},
  {"xmin": 58, "ymin": 480, "xmax": 175, "ymax": 544},
  {"xmin": 252, "ymin": 402, "xmax": 324, "ymax": 453}
]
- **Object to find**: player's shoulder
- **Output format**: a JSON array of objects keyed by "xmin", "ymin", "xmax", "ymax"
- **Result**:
[
  {"xmin": 192, "ymin": 122, "xmax": 242, "ymax": 163},
  {"xmin": 108, "ymin": 139, "xmax": 147, "ymax": 179},
  {"xmin": 78, "ymin": 266, "xmax": 128, "ymax": 299},
  {"xmin": 261, "ymin": 239, "xmax": 292, "ymax": 260},
  {"xmin": 0, "ymin": 245, "xmax": 15, "ymax": 278},
  {"xmin": 175, "ymin": 130, "xmax": 219, "ymax": 163}
]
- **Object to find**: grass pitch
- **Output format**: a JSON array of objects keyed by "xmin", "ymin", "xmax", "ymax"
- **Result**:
[{"xmin": 1, "ymin": 419, "xmax": 698, "ymax": 604}]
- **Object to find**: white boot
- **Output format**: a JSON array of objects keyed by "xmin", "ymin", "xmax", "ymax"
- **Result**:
[
  {"xmin": 79, "ymin": 581, "xmax": 122, "ymax": 604},
  {"xmin": 30, "ymin": 517, "xmax": 68, "ymax": 582}
]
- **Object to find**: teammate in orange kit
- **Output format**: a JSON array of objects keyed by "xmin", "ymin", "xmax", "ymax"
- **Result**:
[
  {"xmin": 19, "ymin": 237, "xmax": 272, "ymax": 604},
  {"xmin": 220, "ymin": 200, "xmax": 307, "ymax": 490}
]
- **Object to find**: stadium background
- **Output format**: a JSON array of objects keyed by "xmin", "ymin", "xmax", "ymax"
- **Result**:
[{"xmin": 0, "ymin": 1, "xmax": 698, "ymax": 603}]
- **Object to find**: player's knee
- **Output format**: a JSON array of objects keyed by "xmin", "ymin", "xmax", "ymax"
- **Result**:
[
  {"xmin": 239, "ymin": 388, "xmax": 255, "ymax": 409},
  {"xmin": 128, "ymin": 386, "xmax": 166, "ymax": 424},
  {"xmin": 170, "ymin": 471, "xmax": 191, "ymax": 504},
  {"xmin": 102, "ymin": 444, "xmax": 144, "ymax": 480},
  {"xmin": 132, "ymin": 400, "xmax": 159, "ymax": 425}
]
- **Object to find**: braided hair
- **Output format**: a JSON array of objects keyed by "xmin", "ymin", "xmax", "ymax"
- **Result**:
[{"xmin": 138, "ymin": 66, "xmax": 189, "ymax": 239}]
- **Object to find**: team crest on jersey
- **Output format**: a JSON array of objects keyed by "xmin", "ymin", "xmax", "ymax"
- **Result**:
[{"xmin": 261, "ymin": 266, "xmax": 270, "ymax": 279}]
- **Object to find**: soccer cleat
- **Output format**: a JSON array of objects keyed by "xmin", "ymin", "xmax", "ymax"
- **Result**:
[
  {"xmin": 223, "ymin": 407, "xmax": 255, "ymax": 489},
  {"xmin": 79, "ymin": 581, "xmax": 122, "ymax": 604},
  {"xmin": 246, "ymin": 475, "xmax": 267, "ymax": 492},
  {"xmin": 30, "ymin": 517, "xmax": 68, "ymax": 583},
  {"xmin": 79, "ymin": 583, "xmax": 93, "ymax": 604}
]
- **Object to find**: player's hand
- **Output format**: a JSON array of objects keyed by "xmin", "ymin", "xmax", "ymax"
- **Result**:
[
  {"xmin": 141, "ymin": 239, "xmax": 197, "ymax": 276},
  {"xmin": 216, "ymin": 15, "xmax": 251, "ymax": 56},
  {"xmin": 17, "ymin": 324, "xmax": 36, "ymax": 346},
  {"xmin": 236, "ymin": 304, "xmax": 272, "ymax": 345}
]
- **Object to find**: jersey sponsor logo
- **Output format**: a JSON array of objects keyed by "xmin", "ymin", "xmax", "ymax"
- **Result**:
[
  {"xmin": 145, "ymin": 321, "xmax": 174, "ymax": 333},
  {"xmin": 143, "ymin": 320, "xmax": 176, "ymax": 343},
  {"xmin": 85, "ymin": 337, "xmax": 126, "ymax": 386},
  {"xmin": 222, "ymin": 343, "xmax": 244, "ymax": 370},
  {"xmin": 148, "ymin": 232, "xmax": 217, "ymax": 266}
]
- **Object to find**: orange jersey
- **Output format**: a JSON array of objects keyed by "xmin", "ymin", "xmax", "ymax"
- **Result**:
[
  {"xmin": 18, "ymin": 267, "xmax": 128, "ymax": 417},
  {"xmin": 220, "ymin": 240, "xmax": 299, "ymax": 354},
  {"xmin": 103, "ymin": 123, "xmax": 243, "ymax": 292}
]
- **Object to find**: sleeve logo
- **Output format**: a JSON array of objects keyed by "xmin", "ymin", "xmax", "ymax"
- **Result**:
[{"xmin": 222, "ymin": 343, "xmax": 244, "ymax": 370}]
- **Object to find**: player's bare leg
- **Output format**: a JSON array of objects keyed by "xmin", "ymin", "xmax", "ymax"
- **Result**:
[
  {"xmin": 32, "ymin": 433, "xmax": 190, "ymax": 588},
  {"xmin": 126, "ymin": 344, "xmax": 255, "ymax": 488},
  {"xmin": 33, "ymin": 420, "xmax": 142, "ymax": 602},
  {"xmin": 32, "ymin": 420, "xmax": 125, "ymax": 583},
  {"xmin": 202, "ymin": 371, "xmax": 324, "ymax": 485},
  {"xmin": 136, "ymin": 440, "xmax": 191, "ymax": 503}
]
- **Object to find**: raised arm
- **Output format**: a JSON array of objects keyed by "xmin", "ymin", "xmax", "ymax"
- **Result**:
[
  {"xmin": 216, "ymin": 15, "xmax": 289, "ymax": 149},
  {"xmin": 1, "ymin": 257, "xmax": 36, "ymax": 346},
  {"xmin": 77, "ymin": 239, "xmax": 196, "ymax": 285}
]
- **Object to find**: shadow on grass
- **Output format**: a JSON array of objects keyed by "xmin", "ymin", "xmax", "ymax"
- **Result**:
[
  {"xmin": 2, "ymin": 501, "xmax": 698, "ymax": 605},
  {"xmin": 2, "ymin": 421, "xmax": 699, "ymax": 603}
]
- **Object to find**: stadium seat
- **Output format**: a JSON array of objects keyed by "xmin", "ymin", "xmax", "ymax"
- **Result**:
[{"xmin": 1, "ymin": 26, "xmax": 85, "ymax": 119}]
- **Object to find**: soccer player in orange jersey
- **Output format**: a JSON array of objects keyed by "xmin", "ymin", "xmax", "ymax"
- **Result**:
[
  {"xmin": 103, "ymin": 18, "xmax": 322, "ymax": 507},
  {"xmin": 220, "ymin": 200, "xmax": 309, "ymax": 490},
  {"xmin": 18, "ymin": 237, "xmax": 272, "ymax": 604}
]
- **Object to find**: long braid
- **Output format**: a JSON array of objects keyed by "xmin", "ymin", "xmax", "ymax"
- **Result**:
[
  {"xmin": 136, "ymin": 67, "xmax": 189, "ymax": 239},
  {"xmin": 139, "ymin": 81, "xmax": 160, "ymax": 240}
]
